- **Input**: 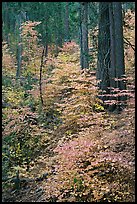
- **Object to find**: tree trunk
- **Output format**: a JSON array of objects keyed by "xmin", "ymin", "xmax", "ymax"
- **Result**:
[
  {"xmin": 54, "ymin": 3, "xmax": 63, "ymax": 57},
  {"xmin": 16, "ymin": 13, "xmax": 22, "ymax": 79},
  {"xmin": 16, "ymin": 11, "xmax": 27, "ymax": 79},
  {"xmin": 97, "ymin": 2, "xmax": 126, "ymax": 110},
  {"xmin": 113, "ymin": 2, "xmax": 126, "ymax": 105},
  {"xmin": 80, "ymin": 2, "xmax": 89, "ymax": 69},
  {"xmin": 109, "ymin": 3, "xmax": 116, "ymax": 88},
  {"xmin": 57, "ymin": 3, "xmax": 63, "ymax": 48},
  {"xmin": 4, "ymin": 2, "xmax": 10, "ymax": 42},
  {"xmin": 113, "ymin": 2, "xmax": 126, "ymax": 90},
  {"xmin": 64, "ymin": 2, "xmax": 70, "ymax": 42},
  {"xmin": 79, "ymin": 3, "xmax": 84, "ymax": 69},
  {"xmin": 44, "ymin": 20, "xmax": 48, "ymax": 58},
  {"xmin": 97, "ymin": 2, "xmax": 110, "ymax": 92},
  {"xmin": 39, "ymin": 47, "xmax": 45, "ymax": 106}
]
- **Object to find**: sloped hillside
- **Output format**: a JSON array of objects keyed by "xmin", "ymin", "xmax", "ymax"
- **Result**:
[{"xmin": 2, "ymin": 11, "xmax": 135, "ymax": 202}]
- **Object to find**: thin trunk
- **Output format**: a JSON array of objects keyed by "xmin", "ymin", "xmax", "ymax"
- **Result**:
[
  {"xmin": 79, "ymin": 3, "xmax": 84, "ymax": 68},
  {"xmin": 57, "ymin": 3, "xmax": 63, "ymax": 48},
  {"xmin": 55, "ymin": 25, "xmax": 59, "ymax": 57},
  {"xmin": 16, "ymin": 11, "xmax": 27, "ymax": 79},
  {"xmin": 16, "ymin": 13, "xmax": 22, "ymax": 79},
  {"xmin": 65, "ymin": 2, "xmax": 70, "ymax": 42},
  {"xmin": 39, "ymin": 47, "xmax": 45, "ymax": 106},
  {"xmin": 45, "ymin": 21, "xmax": 48, "ymax": 58},
  {"xmin": 82, "ymin": 2, "xmax": 89, "ymax": 69},
  {"xmin": 54, "ymin": 3, "xmax": 62, "ymax": 57},
  {"xmin": 45, "ymin": 44, "xmax": 48, "ymax": 58},
  {"xmin": 44, "ymin": 4, "xmax": 48, "ymax": 58}
]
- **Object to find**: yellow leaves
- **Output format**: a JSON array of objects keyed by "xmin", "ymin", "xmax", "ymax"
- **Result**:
[
  {"xmin": 93, "ymin": 103, "xmax": 105, "ymax": 112},
  {"xmin": 2, "ymin": 19, "xmax": 135, "ymax": 201},
  {"xmin": 4, "ymin": 87, "xmax": 24, "ymax": 107},
  {"xmin": 65, "ymin": 130, "xmax": 73, "ymax": 135},
  {"xmin": 21, "ymin": 21, "xmax": 41, "ymax": 73},
  {"xmin": 58, "ymin": 54, "xmax": 71, "ymax": 63}
]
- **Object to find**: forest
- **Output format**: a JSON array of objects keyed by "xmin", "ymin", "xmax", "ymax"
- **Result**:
[{"xmin": 2, "ymin": 2, "xmax": 135, "ymax": 202}]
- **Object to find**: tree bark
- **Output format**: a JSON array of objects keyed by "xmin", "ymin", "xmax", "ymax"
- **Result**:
[
  {"xmin": 97, "ymin": 2, "xmax": 126, "ymax": 110},
  {"xmin": 64, "ymin": 2, "xmax": 70, "ymax": 42},
  {"xmin": 109, "ymin": 3, "xmax": 116, "ymax": 88},
  {"xmin": 80, "ymin": 2, "xmax": 89, "ymax": 69},
  {"xmin": 44, "ymin": 21, "xmax": 48, "ymax": 58},
  {"xmin": 79, "ymin": 3, "xmax": 84, "ymax": 69},
  {"xmin": 97, "ymin": 2, "xmax": 110, "ymax": 92},
  {"xmin": 113, "ymin": 2, "xmax": 126, "ymax": 90},
  {"xmin": 44, "ymin": 4, "xmax": 48, "ymax": 58},
  {"xmin": 16, "ymin": 13, "xmax": 22, "ymax": 79},
  {"xmin": 113, "ymin": 2, "xmax": 126, "ymax": 105},
  {"xmin": 16, "ymin": 11, "xmax": 27, "ymax": 79},
  {"xmin": 4, "ymin": 2, "xmax": 10, "ymax": 42},
  {"xmin": 39, "ymin": 47, "xmax": 45, "ymax": 106},
  {"xmin": 57, "ymin": 3, "xmax": 63, "ymax": 48},
  {"xmin": 54, "ymin": 3, "xmax": 63, "ymax": 57}
]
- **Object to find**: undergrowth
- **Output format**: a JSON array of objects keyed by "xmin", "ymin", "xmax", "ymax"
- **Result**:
[{"xmin": 2, "ymin": 11, "xmax": 135, "ymax": 202}]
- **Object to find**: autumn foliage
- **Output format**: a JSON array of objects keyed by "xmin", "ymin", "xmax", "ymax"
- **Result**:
[{"xmin": 2, "ymin": 11, "xmax": 135, "ymax": 202}]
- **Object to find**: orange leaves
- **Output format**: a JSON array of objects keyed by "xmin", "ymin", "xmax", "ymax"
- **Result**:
[
  {"xmin": 46, "ymin": 53, "xmax": 100, "ymax": 134},
  {"xmin": 21, "ymin": 21, "xmax": 41, "ymax": 36},
  {"xmin": 60, "ymin": 41, "xmax": 79, "ymax": 54},
  {"xmin": 21, "ymin": 21, "xmax": 42, "ymax": 77},
  {"xmin": 2, "ymin": 41, "xmax": 16, "ymax": 76}
]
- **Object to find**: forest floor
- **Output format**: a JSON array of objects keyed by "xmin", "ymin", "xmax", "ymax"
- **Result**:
[
  {"xmin": 2, "ymin": 11, "xmax": 135, "ymax": 202},
  {"xmin": 2, "ymin": 45, "xmax": 135, "ymax": 202}
]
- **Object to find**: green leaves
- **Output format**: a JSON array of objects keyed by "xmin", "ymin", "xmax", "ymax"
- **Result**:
[{"xmin": 73, "ymin": 177, "xmax": 78, "ymax": 183}]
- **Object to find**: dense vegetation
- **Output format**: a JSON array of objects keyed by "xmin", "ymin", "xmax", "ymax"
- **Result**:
[{"xmin": 2, "ymin": 2, "xmax": 135, "ymax": 202}]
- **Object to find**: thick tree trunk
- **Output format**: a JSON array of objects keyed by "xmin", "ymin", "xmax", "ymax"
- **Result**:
[
  {"xmin": 97, "ymin": 2, "xmax": 110, "ymax": 91},
  {"xmin": 113, "ymin": 2, "xmax": 126, "ymax": 90},
  {"xmin": 80, "ymin": 2, "xmax": 89, "ymax": 69},
  {"xmin": 109, "ymin": 3, "xmax": 116, "ymax": 88},
  {"xmin": 97, "ymin": 2, "xmax": 126, "ymax": 110},
  {"xmin": 113, "ymin": 2, "xmax": 126, "ymax": 105},
  {"xmin": 4, "ymin": 2, "xmax": 10, "ymax": 42}
]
